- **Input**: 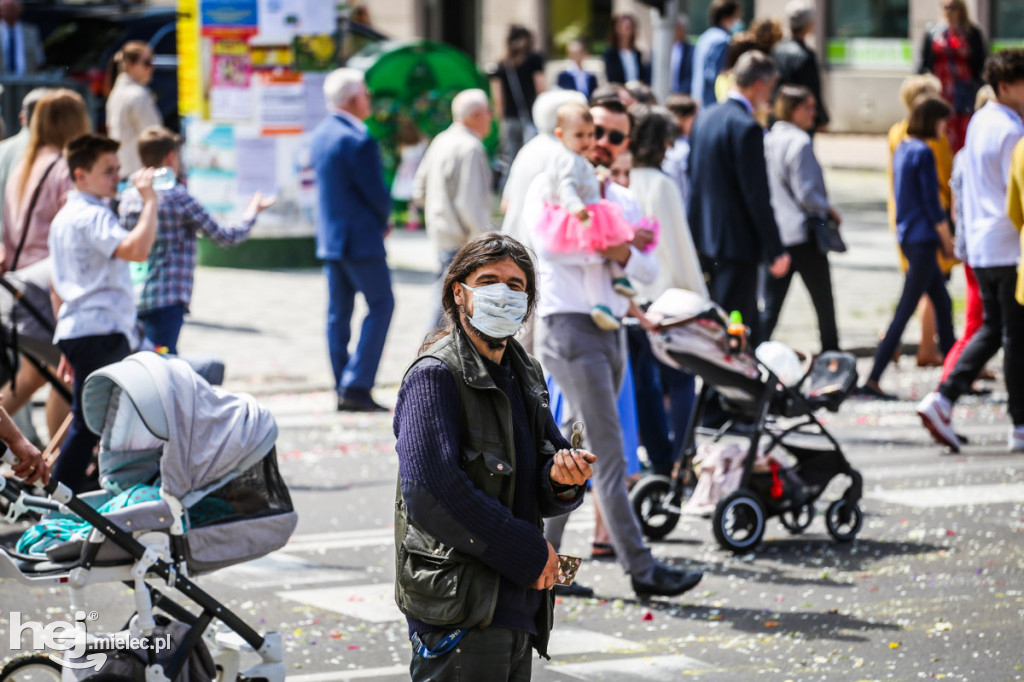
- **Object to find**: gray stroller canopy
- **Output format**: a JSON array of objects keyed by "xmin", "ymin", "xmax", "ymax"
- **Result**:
[{"xmin": 82, "ymin": 351, "xmax": 278, "ymax": 507}]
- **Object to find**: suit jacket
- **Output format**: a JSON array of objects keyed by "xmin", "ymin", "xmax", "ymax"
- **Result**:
[
  {"xmin": 0, "ymin": 22, "xmax": 44, "ymax": 74},
  {"xmin": 670, "ymin": 40, "xmax": 695, "ymax": 94},
  {"xmin": 310, "ymin": 113, "xmax": 391, "ymax": 261},
  {"xmin": 556, "ymin": 69, "xmax": 598, "ymax": 100},
  {"xmin": 602, "ymin": 47, "xmax": 650, "ymax": 85},
  {"xmin": 687, "ymin": 98, "xmax": 784, "ymax": 265}
]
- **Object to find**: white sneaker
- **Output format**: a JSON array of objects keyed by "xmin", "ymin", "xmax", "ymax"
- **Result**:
[
  {"xmin": 916, "ymin": 392, "xmax": 960, "ymax": 452},
  {"xmin": 1011, "ymin": 426, "xmax": 1024, "ymax": 453}
]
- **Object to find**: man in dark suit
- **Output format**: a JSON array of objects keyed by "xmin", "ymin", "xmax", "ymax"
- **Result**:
[
  {"xmin": 557, "ymin": 39, "xmax": 599, "ymax": 100},
  {"xmin": 311, "ymin": 68, "xmax": 394, "ymax": 412},
  {"xmin": 670, "ymin": 16, "xmax": 695, "ymax": 95},
  {"xmin": 771, "ymin": 1, "xmax": 829, "ymax": 133},
  {"xmin": 688, "ymin": 50, "xmax": 790, "ymax": 344}
]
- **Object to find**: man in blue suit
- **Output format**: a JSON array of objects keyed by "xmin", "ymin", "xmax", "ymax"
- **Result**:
[
  {"xmin": 311, "ymin": 68, "xmax": 394, "ymax": 412},
  {"xmin": 688, "ymin": 50, "xmax": 790, "ymax": 345},
  {"xmin": 556, "ymin": 39, "xmax": 598, "ymax": 100}
]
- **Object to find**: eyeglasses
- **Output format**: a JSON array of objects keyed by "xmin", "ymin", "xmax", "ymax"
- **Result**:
[
  {"xmin": 141, "ymin": 59, "xmax": 154, "ymax": 68},
  {"xmin": 594, "ymin": 125, "xmax": 627, "ymax": 145}
]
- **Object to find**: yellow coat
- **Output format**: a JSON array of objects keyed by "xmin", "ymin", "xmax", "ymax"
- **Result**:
[
  {"xmin": 887, "ymin": 120, "xmax": 957, "ymax": 274},
  {"xmin": 1006, "ymin": 138, "xmax": 1024, "ymax": 305}
]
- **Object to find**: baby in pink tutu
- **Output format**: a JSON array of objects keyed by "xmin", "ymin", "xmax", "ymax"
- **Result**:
[{"xmin": 536, "ymin": 102, "xmax": 637, "ymax": 330}]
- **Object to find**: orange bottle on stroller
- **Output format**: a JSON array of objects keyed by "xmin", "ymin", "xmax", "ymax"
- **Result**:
[{"xmin": 726, "ymin": 311, "xmax": 746, "ymax": 354}]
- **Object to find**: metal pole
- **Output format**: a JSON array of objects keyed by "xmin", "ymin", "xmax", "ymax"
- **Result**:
[{"xmin": 650, "ymin": 0, "xmax": 678, "ymax": 104}]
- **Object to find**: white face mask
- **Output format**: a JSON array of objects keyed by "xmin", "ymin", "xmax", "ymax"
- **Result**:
[{"xmin": 460, "ymin": 282, "xmax": 529, "ymax": 339}]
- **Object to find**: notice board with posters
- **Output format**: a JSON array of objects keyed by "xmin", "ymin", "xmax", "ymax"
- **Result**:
[{"xmin": 177, "ymin": 0, "xmax": 338, "ymax": 255}]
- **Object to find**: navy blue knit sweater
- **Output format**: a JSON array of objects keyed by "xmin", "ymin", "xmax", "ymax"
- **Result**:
[{"xmin": 394, "ymin": 353, "xmax": 580, "ymax": 638}]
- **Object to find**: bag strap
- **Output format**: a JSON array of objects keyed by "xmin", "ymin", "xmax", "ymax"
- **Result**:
[
  {"xmin": 504, "ymin": 59, "xmax": 532, "ymax": 123},
  {"xmin": 11, "ymin": 155, "xmax": 61, "ymax": 272}
]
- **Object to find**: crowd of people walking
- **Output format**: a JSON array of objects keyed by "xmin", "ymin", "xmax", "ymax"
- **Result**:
[{"xmin": 1, "ymin": 0, "xmax": 1022, "ymax": 679}]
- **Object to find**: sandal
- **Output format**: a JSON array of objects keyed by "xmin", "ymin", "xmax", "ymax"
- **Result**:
[{"xmin": 591, "ymin": 542, "xmax": 616, "ymax": 559}]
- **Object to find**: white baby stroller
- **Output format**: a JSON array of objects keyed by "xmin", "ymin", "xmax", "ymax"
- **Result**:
[
  {"xmin": 629, "ymin": 289, "xmax": 863, "ymax": 552},
  {"xmin": 0, "ymin": 351, "xmax": 297, "ymax": 681}
]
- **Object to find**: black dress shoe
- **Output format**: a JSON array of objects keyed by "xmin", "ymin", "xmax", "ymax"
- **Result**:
[
  {"xmin": 552, "ymin": 582, "xmax": 595, "ymax": 598},
  {"xmin": 631, "ymin": 563, "xmax": 703, "ymax": 598},
  {"xmin": 337, "ymin": 396, "xmax": 389, "ymax": 412}
]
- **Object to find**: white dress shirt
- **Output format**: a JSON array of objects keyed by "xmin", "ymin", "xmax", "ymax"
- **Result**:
[{"xmin": 618, "ymin": 49, "xmax": 640, "ymax": 83}]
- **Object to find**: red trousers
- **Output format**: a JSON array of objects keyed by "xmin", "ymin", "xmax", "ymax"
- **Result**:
[{"xmin": 940, "ymin": 264, "xmax": 982, "ymax": 382}]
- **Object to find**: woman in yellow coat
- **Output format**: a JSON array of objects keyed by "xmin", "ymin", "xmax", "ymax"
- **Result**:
[{"xmin": 887, "ymin": 74, "xmax": 957, "ymax": 367}]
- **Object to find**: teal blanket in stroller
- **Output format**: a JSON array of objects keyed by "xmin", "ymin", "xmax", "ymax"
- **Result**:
[{"xmin": 16, "ymin": 484, "xmax": 237, "ymax": 556}]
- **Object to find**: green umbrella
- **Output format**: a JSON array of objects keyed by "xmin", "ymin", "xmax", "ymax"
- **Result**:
[{"xmin": 348, "ymin": 40, "xmax": 498, "ymax": 186}]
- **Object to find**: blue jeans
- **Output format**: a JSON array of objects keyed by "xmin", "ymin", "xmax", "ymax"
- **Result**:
[
  {"xmin": 869, "ymin": 242, "xmax": 955, "ymax": 383},
  {"xmin": 54, "ymin": 333, "xmax": 132, "ymax": 493},
  {"xmin": 139, "ymin": 304, "xmax": 186, "ymax": 355},
  {"xmin": 324, "ymin": 258, "xmax": 394, "ymax": 398},
  {"xmin": 626, "ymin": 325, "xmax": 673, "ymax": 476}
]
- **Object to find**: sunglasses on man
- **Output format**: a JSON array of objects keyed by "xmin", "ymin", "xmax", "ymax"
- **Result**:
[{"xmin": 594, "ymin": 125, "xmax": 627, "ymax": 145}]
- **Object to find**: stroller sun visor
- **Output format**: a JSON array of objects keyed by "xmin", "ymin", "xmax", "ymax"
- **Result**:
[{"xmin": 82, "ymin": 352, "xmax": 279, "ymax": 507}]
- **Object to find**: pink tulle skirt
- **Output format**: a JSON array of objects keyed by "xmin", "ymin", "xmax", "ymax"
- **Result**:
[
  {"xmin": 635, "ymin": 215, "xmax": 660, "ymax": 253},
  {"xmin": 536, "ymin": 200, "xmax": 635, "ymax": 253}
]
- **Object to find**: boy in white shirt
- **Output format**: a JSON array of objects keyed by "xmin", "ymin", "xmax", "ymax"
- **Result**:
[{"xmin": 48, "ymin": 133, "xmax": 157, "ymax": 492}]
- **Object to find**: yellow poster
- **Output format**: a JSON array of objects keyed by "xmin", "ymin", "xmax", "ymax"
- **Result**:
[{"xmin": 177, "ymin": 0, "xmax": 204, "ymax": 117}]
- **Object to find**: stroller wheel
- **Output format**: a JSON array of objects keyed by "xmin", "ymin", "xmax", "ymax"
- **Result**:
[
  {"xmin": 0, "ymin": 654, "xmax": 62, "ymax": 681},
  {"xmin": 825, "ymin": 499, "xmax": 863, "ymax": 542},
  {"xmin": 629, "ymin": 475, "xmax": 679, "ymax": 540},
  {"xmin": 713, "ymin": 489, "xmax": 766, "ymax": 553},
  {"xmin": 779, "ymin": 503, "xmax": 816, "ymax": 534}
]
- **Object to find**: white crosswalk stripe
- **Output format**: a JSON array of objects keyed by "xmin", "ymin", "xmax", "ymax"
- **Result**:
[{"xmin": 549, "ymin": 654, "xmax": 716, "ymax": 680}]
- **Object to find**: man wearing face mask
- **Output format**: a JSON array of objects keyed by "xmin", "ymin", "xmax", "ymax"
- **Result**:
[
  {"xmin": 533, "ymin": 95, "xmax": 704, "ymax": 599},
  {"xmin": 393, "ymin": 233, "xmax": 597, "ymax": 680},
  {"xmin": 691, "ymin": 0, "xmax": 744, "ymax": 108}
]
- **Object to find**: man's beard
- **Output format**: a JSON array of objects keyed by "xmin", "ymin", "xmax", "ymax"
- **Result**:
[
  {"xmin": 589, "ymin": 148, "xmax": 612, "ymax": 167},
  {"xmin": 467, "ymin": 322, "xmax": 509, "ymax": 351},
  {"xmin": 459, "ymin": 309, "xmax": 510, "ymax": 351}
]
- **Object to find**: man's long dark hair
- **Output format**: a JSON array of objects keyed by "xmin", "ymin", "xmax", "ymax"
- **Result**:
[{"xmin": 420, "ymin": 233, "xmax": 537, "ymax": 353}]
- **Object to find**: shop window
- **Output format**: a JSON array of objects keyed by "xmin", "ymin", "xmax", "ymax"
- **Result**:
[
  {"xmin": 991, "ymin": 0, "xmax": 1024, "ymax": 50},
  {"xmin": 826, "ymin": 0, "xmax": 910, "ymax": 69}
]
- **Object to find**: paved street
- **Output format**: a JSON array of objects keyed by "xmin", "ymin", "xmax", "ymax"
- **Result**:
[{"xmin": 2, "ymin": 163, "xmax": 1023, "ymax": 680}]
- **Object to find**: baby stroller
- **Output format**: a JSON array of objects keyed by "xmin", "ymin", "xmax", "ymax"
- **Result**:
[
  {"xmin": 629, "ymin": 289, "xmax": 863, "ymax": 552},
  {"xmin": 0, "ymin": 351, "xmax": 297, "ymax": 681}
]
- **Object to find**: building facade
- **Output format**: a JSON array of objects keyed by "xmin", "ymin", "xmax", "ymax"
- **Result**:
[{"xmin": 360, "ymin": 0, "xmax": 1023, "ymax": 133}]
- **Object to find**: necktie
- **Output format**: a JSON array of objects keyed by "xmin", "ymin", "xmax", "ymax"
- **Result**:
[{"xmin": 7, "ymin": 28, "xmax": 16, "ymax": 75}]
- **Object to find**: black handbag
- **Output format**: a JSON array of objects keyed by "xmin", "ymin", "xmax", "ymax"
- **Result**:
[{"xmin": 807, "ymin": 215, "xmax": 847, "ymax": 254}]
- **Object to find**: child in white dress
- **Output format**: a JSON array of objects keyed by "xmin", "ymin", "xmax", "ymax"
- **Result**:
[{"xmin": 535, "ymin": 102, "xmax": 636, "ymax": 329}]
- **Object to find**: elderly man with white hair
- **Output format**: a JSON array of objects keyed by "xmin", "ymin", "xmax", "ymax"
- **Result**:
[
  {"xmin": 311, "ymin": 67, "xmax": 394, "ymax": 412},
  {"xmin": 412, "ymin": 88, "xmax": 494, "ymax": 327},
  {"xmin": 500, "ymin": 88, "xmax": 588, "ymax": 246}
]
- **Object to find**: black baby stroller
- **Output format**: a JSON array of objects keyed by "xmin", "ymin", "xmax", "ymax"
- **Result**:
[
  {"xmin": 0, "ymin": 352, "xmax": 296, "ymax": 681},
  {"xmin": 629, "ymin": 289, "xmax": 864, "ymax": 552}
]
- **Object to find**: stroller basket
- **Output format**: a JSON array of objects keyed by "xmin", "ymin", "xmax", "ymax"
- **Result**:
[{"xmin": 184, "ymin": 448, "xmax": 296, "ymax": 574}]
